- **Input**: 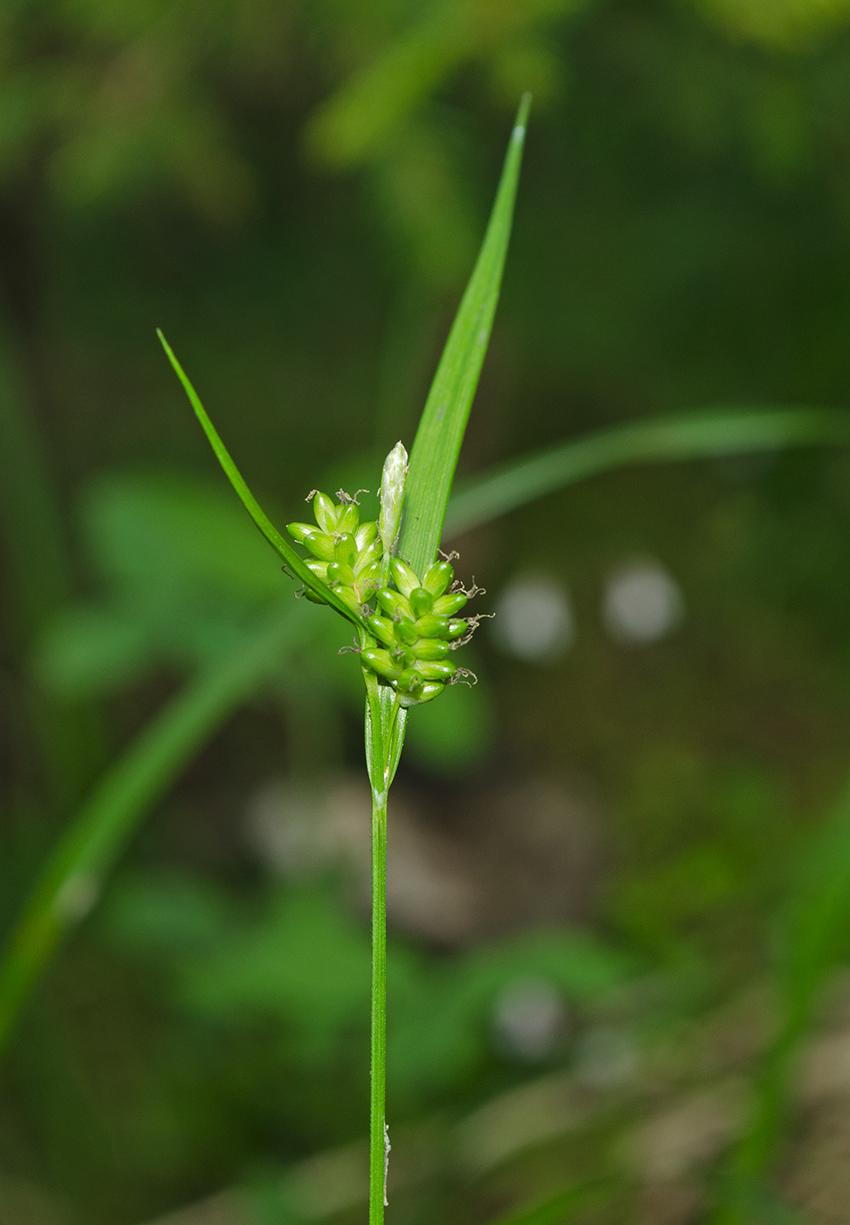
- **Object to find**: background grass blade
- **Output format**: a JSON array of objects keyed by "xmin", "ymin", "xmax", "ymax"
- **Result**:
[
  {"xmin": 712, "ymin": 778, "xmax": 850, "ymax": 1224},
  {"xmin": 490, "ymin": 1179, "xmax": 606, "ymax": 1225},
  {"xmin": 158, "ymin": 331, "xmax": 372, "ymax": 634},
  {"xmin": 398, "ymin": 93, "xmax": 530, "ymax": 577},
  {"xmin": 0, "ymin": 602, "xmax": 312, "ymax": 1054},
  {"xmin": 445, "ymin": 407, "xmax": 850, "ymax": 535}
]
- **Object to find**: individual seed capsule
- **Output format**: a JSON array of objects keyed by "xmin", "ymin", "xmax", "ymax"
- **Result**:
[
  {"xmin": 313, "ymin": 492, "xmax": 338, "ymax": 533},
  {"xmin": 303, "ymin": 558, "xmax": 329, "ymax": 580},
  {"xmin": 309, "ymin": 533, "xmax": 337, "ymax": 562},
  {"xmin": 409, "ymin": 587, "xmax": 434, "ymax": 618},
  {"xmin": 395, "ymin": 667, "xmax": 421, "ymax": 694},
  {"xmin": 335, "ymin": 586, "xmax": 364, "ymax": 616},
  {"xmin": 377, "ymin": 588, "xmax": 406, "ymax": 617},
  {"xmin": 367, "ymin": 615, "xmax": 396, "ymax": 647},
  {"xmin": 446, "ymin": 619, "xmax": 468, "ymax": 639},
  {"xmin": 355, "ymin": 539, "xmax": 382, "ymax": 571},
  {"xmin": 337, "ymin": 504, "xmax": 359, "ymax": 534},
  {"xmin": 289, "ymin": 528, "xmax": 335, "ymax": 561},
  {"xmin": 326, "ymin": 561, "xmax": 355, "ymax": 586},
  {"xmin": 356, "ymin": 564, "xmax": 381, "ymax": 600},
  {"xmin": 393, "ymin": 616, "xmax": 418, "ymax": 646},
  {"xmin": 334, "ymin": 533, "xmax": 357, "ymax": 566},
  {"xmin": 413, "ymin": 638, "xmax": 450, "ymax": 660},
  {"xmin": 361, "ymin": 649, "xmax": 402, "ymax": 681},
  {"xmin": 391, "ymin": 645, "xmax": 416, "ymax": 669},
  {"xmin": 433, "ymin": 592, "xmax": 467, "ymax": 617},
  {"xmin": 413, "ymin": 660, "xmax": 454, "ymax": 681},
  {"xmin": 355, "ymin": 521, "xmax": 378, "ymax": 551},
  {"xmin": 398, "ymin": 680, "xmax": 445, "ymax": 707},
  {"xmin": 287, "ymin": 522, "xmax": 317, "ymax": 545},
  {"xmin": 423, "ymin": 561, "xmax": 454, "ymax": 596},
  {"xmin": 390, "ymin": 558, "xmax": 419, "ymax": 598},
  {"xmin": 414, "ymin": 614, "xmax": 450, "ymax": 638}
]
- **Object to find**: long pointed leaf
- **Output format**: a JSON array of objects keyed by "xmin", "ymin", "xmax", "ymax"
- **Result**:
[
  {"xmin": 399, "ymin": 94, "xmax": 530, "ymax": 576},
  {"xmin": 158, "ymin": 331, "xmax": 371, "ymax": 635},
  {"xmin": 445, "ymin": 406, "xmax": 850, "ymax": 535}
]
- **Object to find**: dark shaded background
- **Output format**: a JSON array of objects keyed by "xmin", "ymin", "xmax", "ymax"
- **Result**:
[{"xmin": 4, "ymin": 1, "xmax": 850, "ymax": 1222}]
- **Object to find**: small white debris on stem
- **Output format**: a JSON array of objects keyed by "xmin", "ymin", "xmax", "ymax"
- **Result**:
[{"xmin": 384, "ymin": 1121, "xmax": 391, "ymax": 1207}]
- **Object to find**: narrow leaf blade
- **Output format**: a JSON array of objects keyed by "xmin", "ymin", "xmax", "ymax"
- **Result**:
[
  {"xmin": 445, "ymin": 406, "xmax": 850, "ymax": 535},
  {"xmin": 0, "ymin": 602, "xmax": 312, "ymax": 1052},
  {"xmin": 399, "ymin": 95, "xmax": 530, "ymax": 576},
  {"xmin": 158, "ymin": 330, "xmax": 371, "ymax": 633}
]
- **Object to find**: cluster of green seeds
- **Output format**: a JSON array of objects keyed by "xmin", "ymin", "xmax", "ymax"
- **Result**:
[
  {"xmin": 287, "ymin": 491, "xmax": 474, "ymax": 706},
  {"xmin": 364, "ymin": 558, "xmax": 470, "ymax": 707},
  {"xmin": 287, "ymin": 492, "xmax": 382, "ymax": 617}
]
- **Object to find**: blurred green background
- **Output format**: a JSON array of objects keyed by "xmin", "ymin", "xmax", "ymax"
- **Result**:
[{"xmin": 7, "ymin": 1, "xmax": 850, "ymax": 1222}]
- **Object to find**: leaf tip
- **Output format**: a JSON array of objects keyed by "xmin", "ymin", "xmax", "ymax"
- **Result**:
[
  {"xmin": 156, "ymin": 328, "xmax": 177, "ymax": 367},
  {"xmin": 514, "ymin": 93, "xmax": 532, "ymax": 142}
]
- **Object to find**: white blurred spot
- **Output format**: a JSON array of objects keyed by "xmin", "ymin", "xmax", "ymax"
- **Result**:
[
  {"xmin": 573, "ymin": 1025, "xmax": 638, "ymax": 1088},
  {"xmin": 53, "ymin": 873, "xmax": 100, "ymax": 922},
  {"xmin": 244, "ymin": 778, "xmax": 370, "ymax": 878},
  {"xmin": 492, "ymin": 574, "xmax": 573, "ymax": 662},
  {"xmin": 493, "ymin": 977, "xmax": 567, "ymax": 1061},
  {"xmin": 245, "ymin": 776, "xmax": 478, "ymax": 944},
  {"xmin": 602, "ymin": 559, "xmax": 684, "ymax": 645}
]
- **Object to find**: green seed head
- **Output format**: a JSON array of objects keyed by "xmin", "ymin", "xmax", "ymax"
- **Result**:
[
  {"xmin": 288, "ymin": 456, "xmax": 480, "ymax": 711},
  {"xmin": 379, "ymin": 441, "xmax": 408, "ymax": 554}
]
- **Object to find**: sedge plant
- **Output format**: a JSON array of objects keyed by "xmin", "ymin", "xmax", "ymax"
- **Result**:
[{"xmin": 159, "ymin": 95, "xmax": 531, "ymax": 1221}]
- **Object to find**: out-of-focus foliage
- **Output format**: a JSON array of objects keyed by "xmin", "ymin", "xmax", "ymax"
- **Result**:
[
  {"xmin": 37, "ymin": 475, "xmax": 289, "ymax": 696},
  {"xmin": 7, "ymin": 0, "xmax": 850, "ymax": 1222},
  {"xmin": 104, "ymin": 872, "xmax": 629, "ymax": 1117},
  {"xmin": 698, "ymin": 0, "xmax": 850, "ymax": 49}
]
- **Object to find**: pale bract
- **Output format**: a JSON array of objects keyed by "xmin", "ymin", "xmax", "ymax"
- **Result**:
[{"xmin": 379, "ymin": 440, "xmax": 408, "ymax": 555}]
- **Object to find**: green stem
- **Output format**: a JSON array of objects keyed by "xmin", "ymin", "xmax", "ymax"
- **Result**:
[
  {"xmin": 362, "ymin": 657, "xmax": 407, "ymax": 1221},
  {"xmin": 369, "ymin": 780, "xmax": 388, "ymax": 1224}
]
